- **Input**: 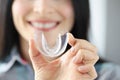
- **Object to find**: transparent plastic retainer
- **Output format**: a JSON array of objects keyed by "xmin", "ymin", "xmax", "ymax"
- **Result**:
[{"xmin": 34, "ymin": 31, "xmax": 68, "ymax": 60}]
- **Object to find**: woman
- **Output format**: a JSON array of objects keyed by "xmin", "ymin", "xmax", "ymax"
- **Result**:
[{"xmin": 0, "ymin": 0, "xmax": 99, "ymax": 80}]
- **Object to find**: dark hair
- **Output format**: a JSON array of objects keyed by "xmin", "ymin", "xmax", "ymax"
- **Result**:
[
  {"xmin": 0, "ymin": 0, "xmax": 89, "ymax": 59},
  {"xmin": 0, "ymin": 0, "xmax": 19, "ymax": 59}
]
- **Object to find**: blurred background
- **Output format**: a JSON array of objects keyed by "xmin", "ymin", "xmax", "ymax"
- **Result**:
[
  {"xmin": 0, "ymin": 0, "xmax": 120, "ymax": 65},
  {"xmin": 89, "ymin": 0, "xmax": 120, "ymax": 65}
]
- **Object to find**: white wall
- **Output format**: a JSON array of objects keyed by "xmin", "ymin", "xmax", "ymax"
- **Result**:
[
  {"xmin": 89, "ymin": 0, "xmax": 120, "ymax": 65},
  {"xmin": 105, "ymin": 0, "xmax": 120, "ymax": 64},
  {"xmin": 89, "ymin": 0, "xmax": 107, "ymax": 57}
]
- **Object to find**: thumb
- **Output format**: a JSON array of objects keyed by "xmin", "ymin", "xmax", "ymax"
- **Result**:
[
  {"xmin": 28, "ymin": 39, "xmax": 47, "ymax": 69},
  {"xmin": 60, "ymin": 33, "xmax": 77, "ymax": 62},
  {"xmin": 67, "ymin": 33, "xmax": 76, "ymax": 46}
]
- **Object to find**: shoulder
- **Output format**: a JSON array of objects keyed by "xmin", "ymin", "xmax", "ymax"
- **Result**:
[{"xmin": 95, "ymin": 62, "xmax": 120, "ymax": 80}]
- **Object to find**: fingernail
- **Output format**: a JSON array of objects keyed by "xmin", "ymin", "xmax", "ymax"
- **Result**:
[
  {"xmin": 78, "ymin": 66, "xmax": 88, "ymax": 74},
  {"xmin": 70, "ymin": 47, "xmax": 75, "ymax": 52},
  {"xmin": 73, "ymin": 56, "xmax": 77, "ymax": 63},
  {"xmin": 78, "ymin": 66, "xmax": 84, "ymax": 71}
]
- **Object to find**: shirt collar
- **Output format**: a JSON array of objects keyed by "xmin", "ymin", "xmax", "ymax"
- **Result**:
[{"xmin": 0, "ymin": 46, "xmax": 28, "ymax": 74}]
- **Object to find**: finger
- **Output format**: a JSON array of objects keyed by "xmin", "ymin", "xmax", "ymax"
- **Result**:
[
  {"xmin": 76, "ymin": 39, "xmax": 98, "ymax": 53},
  {"xmin": 78, "ymin": 65, "xmax": 97, "ymax": 80},
  {"xmin": 28, "ymin": 39, "xmax": 47, "ymax": 69},
  {"xmin": 89, "ymin": 66, "xmax": 98, "ymax": 80},
  {"xmin": 67, "ymin": 33, "xmax": 76, "ymax": 46},
  {"xmin": 72, "ymin": 50, "xmax": 82, "ymax": 64},
  {"xmin": 66, "ymin": 33, "xmax": 97, "ymax": 60},
  {"xmin": 60, "ymin": 33, "xmax": 77, "ymax": 61},
  {"xmin": 73, "ymin": 49, "xmax": 99, "ymax": 65},
  {"xmin": 60, "ymin": 46, "xmax": 78, "ymax": 64}
]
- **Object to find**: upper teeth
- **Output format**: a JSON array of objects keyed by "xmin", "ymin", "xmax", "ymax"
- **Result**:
[{"xmin": 32, "ymin": 22, "xmax": 56, "ymax": 29}]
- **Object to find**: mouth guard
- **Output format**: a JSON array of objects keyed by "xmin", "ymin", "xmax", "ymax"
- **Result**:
[{"xmin": 34, "ymin": 32, "xmax": 68, "ymax": 60}]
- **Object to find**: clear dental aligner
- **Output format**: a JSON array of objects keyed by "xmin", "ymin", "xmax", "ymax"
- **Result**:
[{"xmin": 34, "ymin": 32, "xmax": 68, "ymax": 60}]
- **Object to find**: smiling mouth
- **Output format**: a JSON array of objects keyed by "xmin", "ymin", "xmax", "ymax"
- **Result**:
[{"xmin": 28, "ymin": 21, "xmax": 60, "ymax": 31}]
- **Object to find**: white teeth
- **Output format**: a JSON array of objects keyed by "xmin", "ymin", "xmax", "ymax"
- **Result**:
[
  {"xmin": 44, "ymin": 23, "xmax": 56, "ymax": 28},
  {"xmin": 32, "ymin": 22, "xmax": 56, "ymax": 29}
]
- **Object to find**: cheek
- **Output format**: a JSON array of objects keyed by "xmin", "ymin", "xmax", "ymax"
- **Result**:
[
  {"xmin": 61, "ymin": 5, "xmax": 74, "ymax": 19},
  {"xmin": 12, "ymin": 1, "xmax": 33, "ymax": 41},
  {"xmin": 62, "ymin": 6, "xmax": 74, "ymax": 31},
  {"xmin": 12, "ymin": 1, "xmax": 29, "ymax": 17}
]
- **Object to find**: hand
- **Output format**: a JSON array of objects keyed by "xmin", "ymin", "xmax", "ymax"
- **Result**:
[{"xmin": 28, "ymin": 33, "xmax": 99, "ymax": 80}]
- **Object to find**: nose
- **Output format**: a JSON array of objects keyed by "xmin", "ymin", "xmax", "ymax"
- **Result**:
[{"xmin": 33, "ymin": 0, "xmax": 53, "ymax": 14}]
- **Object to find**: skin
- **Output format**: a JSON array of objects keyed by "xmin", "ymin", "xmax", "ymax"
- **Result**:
[
  {"xmin": 12, "ymin": 0, "xmax": 99, "ymax": 80},
  {"xmin": 12, "ymin": 0, "xmax": 74, "ymax": 61},
  {"xmin": 29, "ymin": 33, "xmax": 99, "ymax": 80}
]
